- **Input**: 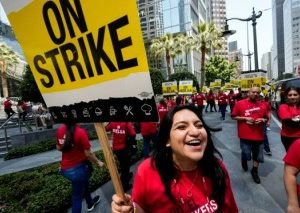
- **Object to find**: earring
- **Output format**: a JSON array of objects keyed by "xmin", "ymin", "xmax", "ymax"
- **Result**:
[{"xmin": 166, "ymin": 143, "xmax": 171, "ymax": 147}]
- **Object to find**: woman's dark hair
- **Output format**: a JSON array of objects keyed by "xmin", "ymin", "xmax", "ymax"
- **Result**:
[
  {"xmin": 60, "ymin": 121, "xmax": 76, "ymax": 152},
  {"xmin": 283, "ymin": 86, "xmax": 300, "ymax": 106},
  {"xmin": 152, "ymin": 105, "xmax": 225, "ymax": 210}
]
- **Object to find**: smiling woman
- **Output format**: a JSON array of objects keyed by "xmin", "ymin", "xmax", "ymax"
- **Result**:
[{"xmin": 111, "ymin": 105, "xmax": 238, "ymax": 213}]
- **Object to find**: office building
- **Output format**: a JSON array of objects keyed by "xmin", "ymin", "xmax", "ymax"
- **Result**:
[
  {"xmin": 272, "ymin": 0, "xmax": 285, "ymax": 79},
  {"xmin": 283, "ymin": 0, "xmax": 300, "ymax": 75},
  {"xmin": 211, "ymin": 0, "xmax": 228, "ymax": 58},
  {"xmin": 261, "ymin": 52, "xmax": 272, "ymax": 80}
]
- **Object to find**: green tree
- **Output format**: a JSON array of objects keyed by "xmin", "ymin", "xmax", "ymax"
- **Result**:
[
  {"xmin": 169, "ymin": 71, "xmax": 199, "ymax": 91},
  {"xmin": 149, "ymin": 68, "xmax": 165, "ymax": 95},
  {"xmin": 192, "ymin": 23, "xmax": 223, "ymax": 89},
  {"xmin": 150, "ymin": 33, "xmax": 183, "ymax": 78},
  {"xmin": 17, "ymin": 65, "xmax": 44, "ymax": 103},
  {"xmin": 204, "ymin": 56, "xmax": 237, "ymax": 86},
  {"xmin": 0, "ymin": 43, "xmax": 20, "ymax": 97}
]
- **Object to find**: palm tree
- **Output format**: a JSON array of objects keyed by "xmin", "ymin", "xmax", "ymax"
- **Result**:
[
  {"xmin": 0, "ymin": 43, "xmax": 19, "ymax": 97},
  {"xmin": 174, "ymin": 33, "xmax": 193, "ymax": 70},
  {"xmin": 192, "ymin": 22, "xmax": 223, "ymax": 89},
  {"xmin": 150, "ymin": 33, "xmax": 182, "ymax": 78}
]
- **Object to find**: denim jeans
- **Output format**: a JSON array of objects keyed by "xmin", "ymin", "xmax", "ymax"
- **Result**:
[
  {"xmin": 143, "ymin": 133, "xmax": 158, "ymax": 157},
  {"xmin": 61, "ymin": 162, "xmax": 93, "ymax": 213}
]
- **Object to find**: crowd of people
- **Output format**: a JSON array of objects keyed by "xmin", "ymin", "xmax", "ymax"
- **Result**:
[{"xmin": 108, "ymin": 85, "xmax": 300, "ymax": 213}]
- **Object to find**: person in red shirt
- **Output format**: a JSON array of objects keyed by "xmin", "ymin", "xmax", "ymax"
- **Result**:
[
  {"xmin": 231, "ymin": 87, "xmax": 269, "ymax": 184},
  {"xmin": 111, "ymin": 105, "xmax": 238, "ymax": 213},
  {"xmin": 105, "ymin": 122, "xmax": 136, "ymax": 191},
  {"xmin": 193, "ymin": 92, "xmax": 206, "ymax": 117},
  {"xmin": 205, "ymin": 90, "xmax": 217, "ymax": 112},
  {"xmin": 217, "ymin": 91, "xmax": 228, "ymax": 120},
  {"xmin": 260, "ymin": 96, "xmax": 272, "ymax": 156},
  {"xmin": 227, "ymin": 89, "xmax": 236, "ymax": 112},
  {"xmin": 105, "ymin": 122, "xmax": 136, "ymax": 190},
  {"xmin": 283, "ymin": 139, "xmax": 300, "ymax": 212},
  {"xmin": 56, "ymin": 122, "xmax": 104, "ymax": 212},
  {"xmin": 140, "ymin": 122, "xmax": 158, "ymax": 158},
  {"xmin": 157, "ymin": 98, "xmax": 168, "ymax": 123},
  {"xmin": 3, "ymin": 97, "xmax": 15, "ymax": 119},
  {"xmin": 278, "ymin": 87, "xmax": 300, "ymax": 151},
  {"xmin": 166, "ymin": 96, "xmax": 176, "ymax": 110}
]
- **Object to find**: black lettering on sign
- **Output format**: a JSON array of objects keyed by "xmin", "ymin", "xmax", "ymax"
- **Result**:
[
  {"xmin": 87, "ymin": 27, "xmax": 117, "ymax": 75},
  {"xmin": 45, "ymin": 48, "xmax": 65, "ymax": 84},
  {"xmin": 108, "ymin": 15, "xmax": 138, "ymax": 70},
  {"xmin": 43, "ymin": 0, "xmax": 87, "ymax": 44},
  {"xmin": 60, "ymin": 43, "xmax": 86, "ymax": 82},
  {"xmin": 43, "ymin": 1, "xmax": 66, "ymax": 44},
  {"xmin": 34, "ymin": 55, "xmax": 54, "ymax": 88}
]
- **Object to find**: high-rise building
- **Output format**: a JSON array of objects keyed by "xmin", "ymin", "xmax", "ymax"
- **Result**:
[
  {"xmin": 211, "ymin": 0, "xmax": 228, "ymax": 58},
  {"xmin": 146, "ymin": 0, "xmax": 208, "ymax": 82},
  {"xmin": 137, "ymin": 0, "xmax": 164, "ymax": 42},
  {"xmin": 272, "ymin": 0, "xmax": 285, "ymax": 79},
  {"xmin": 261, "ymin": 52, "xmax": 272, "ymax": 80},
  {"xmin": 283, "ymin": 0, "xmax": 300, "ymax": 75},
  {"xmin": 228, "ymin": 41, "xmax": 243, "ymax": 77}
]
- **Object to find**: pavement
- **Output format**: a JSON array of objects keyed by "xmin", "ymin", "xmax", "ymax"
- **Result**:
[{"xmin": 0, "ymin": 110, "xmax": 288, "ymax": 212}]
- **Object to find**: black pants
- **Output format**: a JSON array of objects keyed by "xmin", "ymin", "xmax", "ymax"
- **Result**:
[
  {"xmin": 4, "ymin": 108, "xmax": 15, "ymax": 119},
  {"xmin": 114, "ymin": 148, "xmax": 131, "ymax": 189},
  {"xmin": 281, "ymin": 136, "xmax": 300, "ymax": 151}
]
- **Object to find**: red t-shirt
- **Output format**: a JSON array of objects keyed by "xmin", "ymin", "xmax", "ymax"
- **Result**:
[
  {"xmin": 56, "ymin": 124, "xmax": 91, "ymax": 170},
  {"xmin": 278, "ymin": 104, "xmax": 300, "ymax": 137},
  {"xmin": 140, "ymin": 122, "xmax": 158, "ymax": 137},
  {"xmin": 105, "ymin": 122, "xmax": 136, "ymax": 151},
  {"xmin": 132, "ymin": 158, "xmax": 238, "ymax": 213},
  {"xmin": 3, "ymin": 100, "xmax": 12, "ymax": 109},
  {"xmin": 283, "ymin": 139, "xmax": 300, "ymax": 195},
  {"xmin": 167, "ymin": 99, "xmax": 176, "ymax": 109},
  {"xmin": 157, "ymin": 104, "xmax": 168, "ymax": 122},
  {"xmin": 218, "ymin": 93, "xmax": 228, "ymax": 105},
  {"xmin": 228, "ymin": 93, "xmax": 235, "ymax": 105},
  {"xmin": 231, "ymin": 99, "xmax": 268, "ymax": 141},
  {"xmin": 194, "ymin": 94, "xmax": 206, "ymax": 106}
]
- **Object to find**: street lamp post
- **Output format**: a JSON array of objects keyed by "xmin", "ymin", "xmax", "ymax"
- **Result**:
[{"xmin": 222, "ymin": 7, "xmax": 262, "ymax": 72}]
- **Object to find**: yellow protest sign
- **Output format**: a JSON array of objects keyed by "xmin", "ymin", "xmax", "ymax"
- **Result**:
[
  {"xmin": 2, "ymin": 0, "xmax": 158, "ymax": 122},
  {"xmin": 178, "ymin": 80, "xmax": 193, "ymax": 95},
  {"xmin": 162, "ymin": 81, "xmax": 177, "ymax": 96}
]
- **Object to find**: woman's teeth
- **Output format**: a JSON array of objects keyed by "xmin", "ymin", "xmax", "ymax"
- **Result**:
[{"xmin": 186, "ymin": 140, "xmax": 201, "ymax": 146}]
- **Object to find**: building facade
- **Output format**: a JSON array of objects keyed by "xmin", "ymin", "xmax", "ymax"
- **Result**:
[
  {"xmin": 272, "ymin": 0, "xmax": 286, "ymax": 79},
  {"xmin": 228, "ymin": 41, "xmax": 243, "ymax": 77},
  {"xmin": 211, "ymin": 0, "xmax": 228, "ymax": 58},
  {"xmin": 261, "ymin": 52, "xmax": 272, "ymax": 80},
  {"xmin": 283, "ymin": 0, "xmax": 300, "ymax": 75},
  {"xmin": 0, "ymin": 21, "xmax": 26, "ymax": 97}
]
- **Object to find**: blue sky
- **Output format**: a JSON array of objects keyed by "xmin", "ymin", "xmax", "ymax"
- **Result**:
[{"xmin": 226, "ymin": 0, "xmax": 273, "ymax": 70}]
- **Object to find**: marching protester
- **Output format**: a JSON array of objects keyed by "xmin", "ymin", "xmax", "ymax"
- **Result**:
[
  {"xmin": 105, "ymin": 122, "xmax": 136, "ymax": 191},
  {"xmin": 231, "ymin": 86, "xmax": 269, "ymax": 184},
  {"xmin": 157, "ymin": 98, "xmax": 168, "ymax": 123},
  {"xmin": 278, "ymin": 86, "xmax": 300, "ymax": 151},
  {"xmin": 193, "ymin": 91, "xmax": 206, "ymax": 117},
  {"xmin": 139, "ymin": 122, "xmax": 158, "ymax": 158},
  {"xmin": 260, "ymin": 95, "xmax": 272, "ymax": 156},
  {"xmin": 56, "ymin": 121, "xmax": 104, "ymax": 213},
  {"xmin": 3, "ymin": 97, "xmax": 15, "ymax": 119},
  {"xmin": 205, "ymin": 90, "xmax": 217, "ymax": 112},
  {"xmin": 227, "ymin": 89, "xmax": 236, "ymax": 112},
  {"xmin": 111, "ymin": 105, "xmax": 238, "ymax": 213},
  {"xmin": 17, "ymin": 100, "xmax": 28, "ymax": 121},
  {"xmin": 217, "ymin": 90, "xmax": 228, "ymax": 120}
]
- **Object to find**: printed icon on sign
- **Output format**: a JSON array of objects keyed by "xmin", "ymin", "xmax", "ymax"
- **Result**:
[
  {"xmin": 51, "ymin": 112, "xmax": 57, "ymax": 119},
  {"xmin": 61, "ymin": 111, "xmax": 67, "ymax": 118},
  {"xmin": 95, "ymin": 108, "xmax": 102, "ymax": 116},
  {"xmin": 71, "ymin": 110, "xmax": 77, "ymax": 118},
  {"xmin": 141, "ymin": 104, "xmax": 152, "ymax": 115},
  {"xmin": 110, "ymin": 106, "xmax": 117, "ymax": 116},
  {"xmin": 83, "ymin": 108, "xmax": 90, "ymax": 117},
  {"xmin": 124, "ymin": 105, "xmax": 133, "ymax": 116}
]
